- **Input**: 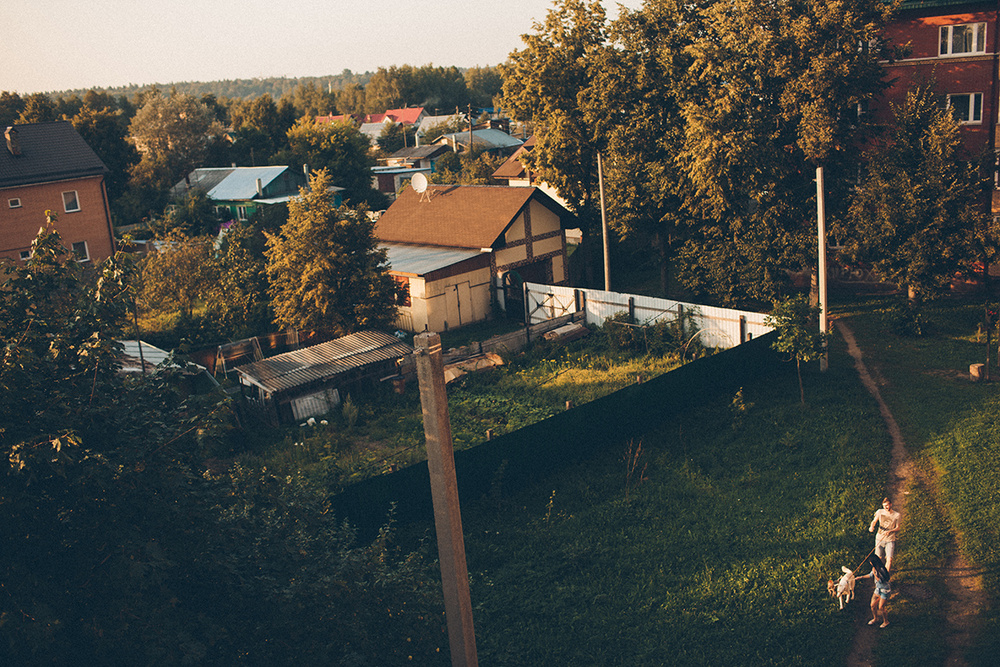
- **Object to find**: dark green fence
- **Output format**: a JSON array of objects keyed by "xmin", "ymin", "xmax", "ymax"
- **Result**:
[{"xmin": 330, "ymin": 332, "xmax": 783, "ymax": 538}]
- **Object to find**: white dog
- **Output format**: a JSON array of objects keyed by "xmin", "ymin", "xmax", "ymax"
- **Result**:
[{"xmin": 827, "ymin": 567, "xmax": 856, "ymax": 609}]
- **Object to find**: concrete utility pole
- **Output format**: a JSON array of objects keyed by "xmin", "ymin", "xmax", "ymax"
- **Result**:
[
  {"xmin": 816, "ymin": 166, "xmax": 829, "ymax": 372},
  {"xmin": 598, "ymin": 152, "xmax": 611, "ymax": 291},
  {"xmin": 413, "ymin": 333, "xmax": 478, "ymax": 667}
]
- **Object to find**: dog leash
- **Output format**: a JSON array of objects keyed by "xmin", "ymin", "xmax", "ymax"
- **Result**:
[{"xmin": 852, "ymin": 546, "xmax": 877, "ymax": 575}]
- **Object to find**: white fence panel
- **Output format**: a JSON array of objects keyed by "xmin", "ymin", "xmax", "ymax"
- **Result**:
[{"xmin": 523, "ymin": 282, "xmax": 772, "ymax": 350}]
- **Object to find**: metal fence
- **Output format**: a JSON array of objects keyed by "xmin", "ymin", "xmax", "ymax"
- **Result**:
[{"xmin": 523, "ymin": 283, "xmax": 772, "ymax": 349}]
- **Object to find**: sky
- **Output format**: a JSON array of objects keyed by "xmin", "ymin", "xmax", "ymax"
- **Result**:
[{"xmin": 2, "ymin": 0, "xmax": 644, "ymax": 95}]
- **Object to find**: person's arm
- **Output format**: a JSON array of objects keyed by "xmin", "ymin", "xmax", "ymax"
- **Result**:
[{"xmin": 869, "ymin": 512, "xmax": 880, "ymax": 532}]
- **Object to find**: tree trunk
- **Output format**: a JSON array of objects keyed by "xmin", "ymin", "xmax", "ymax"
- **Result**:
[
  {"xmin": 654, "ymin": 233, "xmax": 669, "ymax": 296},
  {"xmin": 797, "ymin": 355, "xmax": 805, "ymax": 404}
]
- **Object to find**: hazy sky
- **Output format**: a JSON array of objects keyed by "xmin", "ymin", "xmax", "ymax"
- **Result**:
[{"xmin": 3, "ymin": 0, "xmax": 643, "ymax": 94}]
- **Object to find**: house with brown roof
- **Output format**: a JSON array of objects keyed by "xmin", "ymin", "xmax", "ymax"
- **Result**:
[
  {"xmin": 375, "ymin": 184, "xmax": 572, "ymax": 332},
  {"xmin": 0, "ymin": 122, "xmax": 115, "ymax": 264}
]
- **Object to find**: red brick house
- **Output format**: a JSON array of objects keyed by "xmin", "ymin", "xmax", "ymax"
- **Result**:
[
  {"xmin": 879, "ymin": 0, "xmax": 999, "ymax": 214},
  {"xmin": 0, "ymin": 122, "xmax": 115, "ymax": 263}
]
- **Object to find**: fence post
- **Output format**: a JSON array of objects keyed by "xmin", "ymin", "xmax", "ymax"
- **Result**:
[
  {"xmin": 739, "ymin": 316, "xmax": 747, "ymax": 344},
  {"xmin": 628, "ymin": 297, "xmax": 635, "ymax": 324}
]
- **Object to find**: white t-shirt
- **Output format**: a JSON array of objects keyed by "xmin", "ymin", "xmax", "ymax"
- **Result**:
[{"xmin": 873, "ymin": 508, "xmax": 900, "ymax": 546}]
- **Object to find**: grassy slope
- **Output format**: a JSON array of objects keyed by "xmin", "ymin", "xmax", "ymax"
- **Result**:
[
  {"xmin": 837, "ymin": 297, "xmax": 1000, "ymax": 666},
  {"xmin": 458, "ymin": 335, "xmax": 890, "ymax": 665}
]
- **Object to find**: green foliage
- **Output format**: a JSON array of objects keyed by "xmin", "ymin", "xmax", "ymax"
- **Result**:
[
  {"xmin": 376, "ymin": 120, "xmax": 417, "ymax": 154},
  {"xmin": 277, "ymin": 117, "xmax": 382, "ymax": 206},
  {"xmin": 155, "ymin": 188, "xmax": 221, "ymax": 237},
  {"xmin": 127, "ymin": 90, "xmax": 227, "ymax": 191},
  {"xmin": 462, "ymin": 338, "xmax": 888, "ymax": 665},
  {"xmin": 887, "ymin": 300, "xmax": 928, "ymax": 337},
  {"xmin": 602, "ymin": 310, "xmax": 691, "ymax": 356},
  {"xmin": 428, "ymin": 146, "xmax": 501, "ymax": 185},
  {"xmin": 205, "ymin": 216, "xmax": 277, "ymax": 338},
  {"xmin": 2, "ymin": 224, "xmax": 445, "ymax": 665},
  {"xmin": 265, "ymin": 169, "xmax": 398, "ymax": 334},
  {"xmin": 846, "ymin": 81, "xmax": 985, "ymax": 301},
  {"xmin": 765, "ymin": 295, "xmax": 829, "ymax": 403},
  {"xmin": 139, "ymin": 230, "xmax": 216, "ymax": 318}
]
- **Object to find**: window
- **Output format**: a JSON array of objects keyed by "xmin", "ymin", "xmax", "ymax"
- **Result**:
[
  {"xmin": 8, "ymin": 198, "xmax": 21, "ymax": 208},
  {"xmin": 62, "ymin": 190, "xmax": 80, "ymax": 213},
  {"xmin": 394, "ymin": 276, "xmax": 411, "ymax": 307},
  {"xmin": 237, "ymin": 205, "xmax": 248, "ymax": 221},
  {"xmin": 72, "ymin": 241, "xmax": 89, "ymax": 262},
  {"xmin": 19, "ymin": 250, "xmax": 31, "ymax": 261},
  {"xmin": 940, "ymin": 23, "xmax": 987, "ymax": 56},
  {"xmin": 947, "ymin": 93, "xmax": 984, "ymax": 124}
]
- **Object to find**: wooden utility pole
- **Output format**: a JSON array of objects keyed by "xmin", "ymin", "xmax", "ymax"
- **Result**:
[{"xmin": 413, "ymin": 333, "xmax": 478, "ymax": 667}]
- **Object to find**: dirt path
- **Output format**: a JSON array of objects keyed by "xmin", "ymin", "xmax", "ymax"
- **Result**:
[{"xmin": 836, "ymin": 320, "xmax": 985, "ymax": 667}]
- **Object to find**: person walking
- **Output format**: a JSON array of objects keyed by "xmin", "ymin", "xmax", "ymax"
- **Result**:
[
  {"xmin": 859, "ymin": 553, "xmax": 892, "ymax": 628},
  {"xmin": 869, "ymin": 496, "xmax": 901, "ymax": 571}
]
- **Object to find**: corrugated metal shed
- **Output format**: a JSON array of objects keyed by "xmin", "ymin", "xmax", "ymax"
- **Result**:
[
  {"xmin": 236, "ymin": 330, "xmax": 412, "ymax": 395},
  {"xmin": 383, "ymin": 242, "xmax": 483, "ymax": 276}
]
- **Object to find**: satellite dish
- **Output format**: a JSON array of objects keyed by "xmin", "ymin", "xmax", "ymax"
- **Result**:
[{"xmin": 411, "ymin": 173, "xmax": 428, "ymax": 193}]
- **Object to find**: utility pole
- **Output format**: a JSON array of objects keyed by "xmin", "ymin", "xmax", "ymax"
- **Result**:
[
  {"xmin": 816, "ymin": 166, "xmax": 829, "ymax": 371},
  {"xmin": 413, "ymin": 333, "xmax": 478, "ymax": 667},
  {"xmin": 598, "ymin": 152, "xmax": 611, "ymax": 291}
]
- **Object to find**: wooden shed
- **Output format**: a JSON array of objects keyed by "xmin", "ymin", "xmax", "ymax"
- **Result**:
[{"xmin": 235, "ymin": 330, "xmax": 413, "ymax": 425}]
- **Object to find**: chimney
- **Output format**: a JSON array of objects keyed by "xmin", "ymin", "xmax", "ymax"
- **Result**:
[
  {"xmin": 5, "ymin": 127, "xmax": 20, "ymax": 156},
  {"xmin": 256, "ymin": 178, "xmax": 263, "ymax": 197}
]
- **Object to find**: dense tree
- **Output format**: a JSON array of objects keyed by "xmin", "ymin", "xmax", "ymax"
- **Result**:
[
  {"xmin": 127, "ymin": 90, "xmax": 226, "ymax": 192},
  {"xmin": 70, "ymin": 102, "xmax": 138, "ymax": 201},
  {"xmin": 276, "ymin": 117, "xmax": 384, "ymax": 206},
  {"xmin": 465, "ymin": 65, "xmax": 504, "ymax": 109},
  {"xmin": 377, "ymin": 120, "xmax": 417, "ymax": 154},
  {"xmin": 205, "ymin": 210, "xmax": 283, "ymax": 337},
  {"xmin": 0, "ymin": 90, "xmax": 26, "ymax": 127},
  {"xmin": 2, "ymin": 223, "xmax": 444, "ymax": 665},
  {"xmin": 500, "ymin": 0, "xmax": 608, "ymax": 284},
  {"xmin": 846, "ymin": 82, "xmax": 985, "ymax": 303},
  {"xmin": 139, "ymin": 230, "xmax": 217, "ymax": 319},
  {"xmin": 666, "ymin": 0, "xmax": 894, "ymax": 304},
  {"xmin": 429, "ymin": 147, "xmax": 501, "ymax": 185},
  {"xmin": 16, "ymin": 92, "xmax": 57, "ymax": 123},
  {"xmin": 281, "ymin": 80, "xmax": 336, "ymax": 118},
  {"xmin": 229, "ymin": 93, "xmax": 284, "ymax": 166},
  {"xmin": 336, "ymin": 82, "xmax": 367, "ymax": 116},
  {"xmin": 265, "ymin": 170, "xmax": 398, "ymax": 334}
]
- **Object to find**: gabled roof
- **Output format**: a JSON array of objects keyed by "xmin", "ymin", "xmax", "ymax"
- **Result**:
[
  {"xmin": 434, "ymin": 128, "xmax": 523, "ymax": 151},
  {"xmin": 236, "ymin": 330, "xmax": 412, "ymax": 395},
  {"xmin": 492, "ymin": 135, "xmax": 537, "ymax": 180},
  {"xmin": 389, "ymin": 145, "xmax": 452, "ymax": 160},
  {"xmin": 375, "ymin": 185, "xmax": 564, "ymax": 249},
  {"xmin": 383, "ymin": 107, "xmax": 426, "ymax": 125},
  {"xmin": 171, "ymin": 166, "xmax": 292, "ymax": 201},
  {"xmin": 0, "ymin": 121, "xmax": 108, "ymax": 189}
]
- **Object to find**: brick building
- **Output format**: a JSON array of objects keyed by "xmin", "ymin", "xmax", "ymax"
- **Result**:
[
  {"xmin": 879, "ymin": 0, "xmax": 999, "ymax": 214},
  {"xmin": 0, "ymin": 122, "xmax": 115, "ymax": 263}
]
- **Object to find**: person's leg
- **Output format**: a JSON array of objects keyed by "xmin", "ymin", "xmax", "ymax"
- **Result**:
[
  {"xmin": 884, "ymin": 541, "xmax": 895, "ymax": 571},
  {"xmin": 878, "ymin": 597, "xmax": 889, "ymax": 627},
  {"xmin": 869, "ymin": 593, "xmax": 879, "ymax": 624}
]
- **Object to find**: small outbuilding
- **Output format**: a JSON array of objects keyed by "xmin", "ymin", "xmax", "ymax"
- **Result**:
[{"xmin": 235, "ymin": 330, "xmax": 413, "ymax": 425}]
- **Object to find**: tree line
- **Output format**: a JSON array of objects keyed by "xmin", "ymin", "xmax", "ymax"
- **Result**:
[{"xmin": 501, "ymin": 0, "xmax": 993, "ymax": 309}]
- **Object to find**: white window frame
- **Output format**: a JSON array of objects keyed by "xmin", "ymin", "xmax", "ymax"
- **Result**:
[
  {"xmin": 8, "ymin": 197, "xmax": 21, "ymax": 208},
  {"xmin": 947, "ymin": 93, "xmax": 984, "ymax": 124},
  {"xmin": 62, "ymin": 190, "xmax": 80, "ymax": 213},
  {"xmin": 71, "ymin": 241, "xmax": 90, "ymax": 262},
  {"xmin": 939, "ymin": 23, "xmax": 987, "ymax": 57},
  {"xmin": 236, "ymin": 205, "xmax": 248, "ymax": 221},
  {"xmin": 19, "ymin": 250, "xmax": 32, "ymax": 261}
]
